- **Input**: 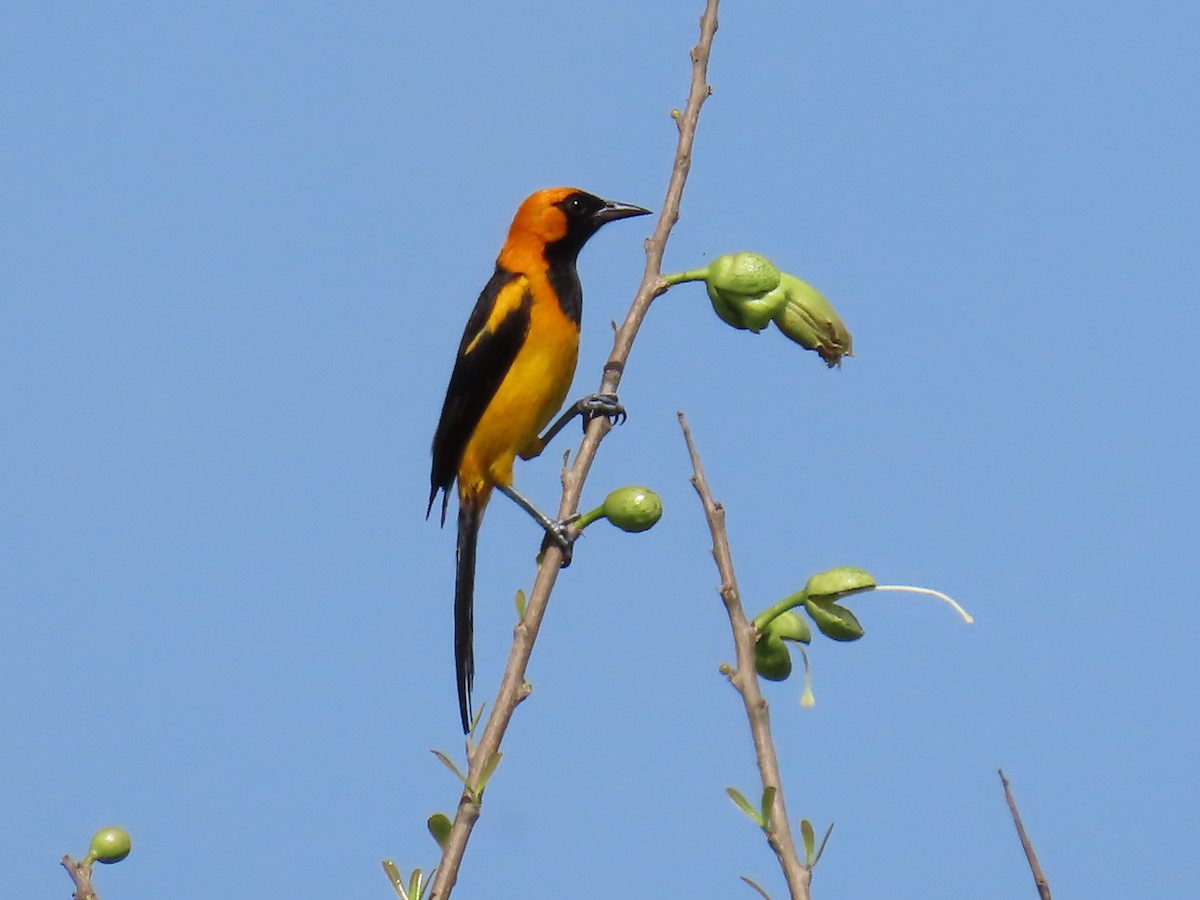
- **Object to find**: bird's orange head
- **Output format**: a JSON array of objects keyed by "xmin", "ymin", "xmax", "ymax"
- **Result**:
[{"xmin": 499, "ymin": 188, "xmax": 651, "ymax": 269}]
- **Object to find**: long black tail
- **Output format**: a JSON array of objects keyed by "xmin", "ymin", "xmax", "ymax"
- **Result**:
[{"xmin": 455, "ymin": 494, "xmax": 484, "ymax": 733}]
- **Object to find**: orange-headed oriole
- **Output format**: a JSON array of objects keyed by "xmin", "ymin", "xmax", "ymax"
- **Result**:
[{"xmin": 428, "ymin": 188, "xmax": 650, "ymax": 732}]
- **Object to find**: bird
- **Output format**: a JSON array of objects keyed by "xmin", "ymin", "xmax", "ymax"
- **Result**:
[{"xmin": 427, "ymin": 187, "xmax": 651, "ymax": 733}]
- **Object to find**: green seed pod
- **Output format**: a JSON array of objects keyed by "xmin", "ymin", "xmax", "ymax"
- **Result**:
[
  {"xmin": 601, "ymin": 486, "xmax": 663, "ymax": 533},
  {"xmin": 804, "ymin": 598, "xmax": 865, "ymax": 642},
  {"xmin": 754, "ymin": 630, "xmax": 793, "ymax": 681},
  {"xmin": 703, "ymin": 252, "xmax": 786, "ymax": 332},
  {"xmin": 771, "ymin": 274, "xmax": 853, "ymax": 367},
  {"xmin": 89, "ymin": 827, "xmax": 132, "ymax": 865}
]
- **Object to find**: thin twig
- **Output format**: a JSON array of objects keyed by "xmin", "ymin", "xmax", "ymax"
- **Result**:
[
  {"xmin": 680, "ymin": 413, "xmax": 812, "ymax": 900},
  {"xmin": 999, "ymin": 769, "xmax": 1053, "ymax": 900},
  {"xmin": 61, "ymin": 856, "xmax": 100, "ymax": 900},
  {"xmin": 427, "ymin": 2, "xmax": 721, "ymax": 896}
]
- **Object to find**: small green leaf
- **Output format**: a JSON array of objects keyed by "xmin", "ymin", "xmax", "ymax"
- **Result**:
[
  {"xmin": 431, "ymin": 750, "xmax": 468, "ymax": 786},
  {"xmin": 800, "ymin": 818, "xmax": 815, "ymax": 864},
  {"xmin": 727, "ymin": 786, "xmax": 764, "ymax": 826},
  {"xmin": 514, "ymin": 589, "xmax": 527, "ymax": 618},
  {"xmin": 407, "ymin": 869, "xmax": 424, "ymax": 900},
  {"xmin": 739, "ymin": 875, "xmax": 773, "ymax": 899},
  {"xmin": 427, "ymin": 813, "xmax": 452, "ymax": 850},
  {"xmin": 469, "ymin": 703, "xmax": 486, "ymax": 736},
  {"xmin": 382, "ymin": 860, "xmax": 408, "ymax": 899},
  {"xmin": 813, "ymin": 822, "xmax": 835, "ymax": 868},
  {"xmin": 760, "ymin": 786, "xmax": 777, "ymax": 831},
  {"xmin": 479, "ymin": 751, "xmax": 503, "ymax": 789}
]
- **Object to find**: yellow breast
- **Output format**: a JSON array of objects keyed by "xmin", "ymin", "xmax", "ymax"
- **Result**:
[{"xmin": 458, "ymin": 284, "xmax": 580, "ymax": 494}]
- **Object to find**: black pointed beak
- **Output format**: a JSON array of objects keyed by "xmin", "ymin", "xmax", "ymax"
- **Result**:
[{"xmin": 593, "ymin": 199, "xmax": 653, "ymax": 225}]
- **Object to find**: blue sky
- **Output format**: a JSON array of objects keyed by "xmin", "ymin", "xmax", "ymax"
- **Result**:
[{"xmin": 4, "ymin": 2, "xmax": 1198, "ymax": 898}]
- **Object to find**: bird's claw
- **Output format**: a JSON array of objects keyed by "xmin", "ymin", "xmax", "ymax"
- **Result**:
[
  {"xmin": 578, "ymin": 393, "xmax": 627, "ymax": 431},
  {"xmin": 539, "ymin": 518, "xmax": 579, "ymax": 568}
]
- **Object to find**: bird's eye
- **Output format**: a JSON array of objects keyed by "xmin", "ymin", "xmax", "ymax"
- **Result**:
[{"xmin": 569, "ymin": 196, "xmax": 586, "ymax": 213}]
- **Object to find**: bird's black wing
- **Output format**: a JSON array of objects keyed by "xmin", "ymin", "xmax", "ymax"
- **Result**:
[{"xmin": 428, "ymin": 265, "xmax": 532, "ymax": 523}]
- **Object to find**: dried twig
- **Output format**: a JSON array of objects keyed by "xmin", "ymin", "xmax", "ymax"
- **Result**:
[
  {"xmin": 680, "ymin": 412, "xmax": 812, "ymax": 900},
  {"xmin": 427, "ymin": 2, "xmax": 721, "ymax": 896},
  {"xmin": 999, "ymin": 769, "xmax": 1053, "ymax": 900}
]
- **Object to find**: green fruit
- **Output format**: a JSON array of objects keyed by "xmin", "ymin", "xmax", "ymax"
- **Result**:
[
  {"xmin": 703, "ymin": 252, "xmax": 786, "ymax": 333},
  {"xmin": 804, "ymin": 598, "xmax": 865, "ymax": 642},
  {"xmin": 602, "ymin": 486, "xmax": 663, "ymax": 533},
  {"xmin": 89, "ymin": 827, "xmax": 132, "ymax": 864},
  {"xmin": 706, "ymin": 252, "xmax": 782, "ymax": 296}
]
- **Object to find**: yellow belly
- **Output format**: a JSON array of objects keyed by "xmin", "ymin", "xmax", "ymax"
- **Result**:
[{"xmin": 458, "ymin": 301, "xmax": 579, "ymax": 495}]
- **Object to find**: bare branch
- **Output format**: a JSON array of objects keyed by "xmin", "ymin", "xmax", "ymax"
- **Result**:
[
  {"xmin": 680, "ymin": 413, "xmax": 812, "ymax": 900},
  {"xmin": 427, "ymin": 2, "xmax": 721, "ymax": 896},
  {"xmin": 999, "ymin": 769, "xmax": 1053, "ymax": 900}
]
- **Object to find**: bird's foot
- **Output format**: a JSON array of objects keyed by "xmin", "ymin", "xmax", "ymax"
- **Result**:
[
  {"xmin": 577, "ymin": 393, "xmax": 626, "ymax": 431},
  {"xmin": 539, "ymin": 516, "xmax": 580, "ymax": 568}
]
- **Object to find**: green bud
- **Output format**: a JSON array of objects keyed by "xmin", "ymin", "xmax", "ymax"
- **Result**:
[
  {"xmin": 88, "ymin": 827, "xmax": 132, "ymax": 864},
  {"xmin": 703, "ymin": 252, "xmax": 786, "ymax": 332},
  {"xmin": 804, "ymin": 598, "xmax": 865, "ymax": 642},
  {"xmin": 771, "ymin": 274, "xmax": 853, "ymax": 367},
  {"xmin": 804, "ymin": 566, "xmax": 876, "ymax": 600},
  {"xmin": 754, "ymin": 630, "xmax": 793, "ymax": 681},
  {"xmin": 601, "ymin": 486, "xmax": 663, "ymax": 533}
]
